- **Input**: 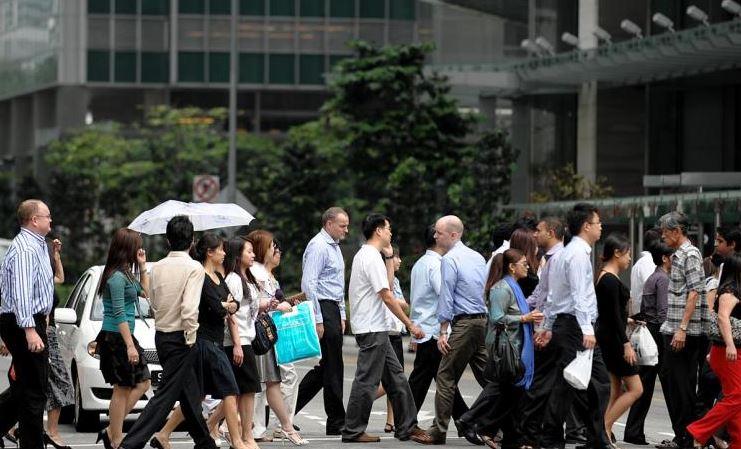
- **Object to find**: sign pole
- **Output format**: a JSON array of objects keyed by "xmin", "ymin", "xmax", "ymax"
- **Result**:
[{"xmin": 227, "ymin": 0, "xmax": 238, "ymax": 203}]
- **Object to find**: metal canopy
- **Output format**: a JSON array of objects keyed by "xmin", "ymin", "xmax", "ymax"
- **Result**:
[{"xmin": 431, "ymin": 20, "xmax": 741, "ymax": 97}]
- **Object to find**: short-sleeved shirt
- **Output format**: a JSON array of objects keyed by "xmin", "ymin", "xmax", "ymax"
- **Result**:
[
  {"xmin": 660, "ymin": 240, "xmax": 707, "ymax": 336},
  {"xmin": 349, "ymin": 245, "xmax": 391, "ymax": 334},
  {"xmin": 102, "ymin": 270, "xmax": 143, "ymax": 333}
]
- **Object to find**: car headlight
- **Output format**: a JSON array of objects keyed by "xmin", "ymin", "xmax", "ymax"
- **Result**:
[{"xmin": 87, "ymin": 340, "xmax": 100, "ymax": 359}]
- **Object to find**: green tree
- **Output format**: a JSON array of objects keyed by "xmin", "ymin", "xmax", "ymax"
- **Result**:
[{"xmin": 531, "ymin": 163, "xmax": 613, "ymax": 203}]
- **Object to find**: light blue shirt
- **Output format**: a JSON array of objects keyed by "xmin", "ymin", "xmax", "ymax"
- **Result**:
[
  {"xmin": 0, "ymin": 228, "xmax": 54, "ymax": 328},
  {"xmin": 410, "ymin": 250, "xmax": 442, "ymax": 343},
  {"xmin": 543, "ymin": 236, "xmax": 598, "ymax": 335},
  {"xmin": 526, "ymin": 241, "xmax": 564, "ymax": 312},
  {"xmin": 301, "ymin": 228, "xmax": 346, "ymax": 323},
  {"xmin": 437, "ymin": 241, "xmax": 488, "ymax": 323}
]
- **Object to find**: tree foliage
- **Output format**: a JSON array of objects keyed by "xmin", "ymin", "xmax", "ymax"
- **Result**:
[{"xmin": 530, "ymin": 163, "xmax": 613, "ymax": 203}]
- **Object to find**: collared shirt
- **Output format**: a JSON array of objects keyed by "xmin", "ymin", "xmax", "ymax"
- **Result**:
[
  {"xmin": 149, "ymin": 251, "xmax": 204, "ymax": 345},
  {"xmin": 0, "ymin": 228, "xmax": 54, "ymax": 327},
  {"xmin": 486, "ymin": 240, "xmax": 510, "ymax": 271},
  {"xmin": 660, "ymin": 240, "xmax": 707, "ymax": 336},
  {"xmin": 526, "ymin": 241, "xmax": 563, "ymax": 317},
  {"xmin": 640, "ymin": 267, "xmax": 669, "ymax": 324},
  {"xmin": 410, "ymin": 250, "xmax": 443, "ymax": 343},
  {"xmin": 543, "ymin": 236, "xmax": 598, "ymax": 335},
  {"xmin": 301, "ymin": 228, "xmax": 346, "ymax": 324},
  {"xmin": 630, "ymin": 251, "xmax": 655, "ymax": 315},
  {"xmin": 437, "ymin": 241, "xmax": 487, "ymax": 323},
  {"xmin": 349, "ymin": 244, "xmax": 391, "ymax": 334}
]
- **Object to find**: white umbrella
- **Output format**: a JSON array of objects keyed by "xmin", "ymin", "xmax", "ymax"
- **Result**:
[{"xmin": 128, "ymin": 200, "xmax": 255, "ymax": 235}]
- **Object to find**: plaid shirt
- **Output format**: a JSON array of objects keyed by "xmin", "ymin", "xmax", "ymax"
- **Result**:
[{"xmin": 659, "ymin": 240, "xmax": 707, "ymax": 336}]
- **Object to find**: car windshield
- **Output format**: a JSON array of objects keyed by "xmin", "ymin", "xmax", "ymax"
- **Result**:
[{"xmin": 90, "ymin": 295, "xmax": 153, "ymax": 321}]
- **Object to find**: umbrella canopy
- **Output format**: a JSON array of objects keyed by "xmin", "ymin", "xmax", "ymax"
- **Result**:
[{"xmin": 128, "ymin": 200, "xmax": 255, "ymax": 235}]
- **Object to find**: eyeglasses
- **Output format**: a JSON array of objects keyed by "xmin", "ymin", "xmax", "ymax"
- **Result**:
[
  {"xmin": 587, "ymin": 221, "xmax": 601, "ymax": 226},
  {"xmin": 34, "ymin": 214, "xmax": 52, "ymax": 220}
]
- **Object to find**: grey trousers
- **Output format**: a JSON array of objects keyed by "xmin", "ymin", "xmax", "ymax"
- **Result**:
[{"xmin": 342, "ymin": 332, "xmax": 417, "ymax": 440}]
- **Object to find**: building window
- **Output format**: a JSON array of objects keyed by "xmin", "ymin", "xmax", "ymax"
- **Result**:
[
  {"xmin": 299, "ymin": 54, "xmax": 323, "ymax": 84},
  {"xmin": 209, "ymin": 0, "xmax": 231, "ymax": 14},
  {"xmin": 115, "ymin": 0, "xmax": 137, "ymax": 14},
  {"xmin": 300, "ymin": 0, "xmax": 324, "ymax": 17},
  {"xmin": 239, "ymin": 52, "xmax": 264, "ymax": 83},
  {"xmin": 209, "ymin": 52, "xmax": 230, "ymax": 82},
  {"xmin": 270, "ymin": 0, "xmax": 295, "ymax": 16},
  {"xmin": 180, "ymin": 0, "xmax": 205, "ymax": 14},
  {"xmin": 142, "ymin": 0, "xmax": 170, "ymax": 15},
  {"xmin": 179, "ymin": 51, "xmax": 206, "ymax": 81},
  {"xmin": 141, "ymin": 52, "xmax": 169, "ymax": 82},
  {"xmin": 268, "ymin": 53, "xmax": 295, "ymax": 84},
  {"xmin": 389, "ymin": 0, "xmax": 414, "ymax": 20},
  {"xmin": 89, "ymin": 0, "xmax": 111, "ymax": 14},
  {"xmin": 88, "ymin": 50, "xmax": 110, "ymax": 81},
  {"xmin": 329, "ymin": 0, "xmax": 353, "ymax": 17},
  {"xmin": 240, "ymin": 0, "xmax": 264, "ymax": 15},
  {"xmin": 114, "ymin": 51, "xmax": 136, "ymax": 82},
  {"xmin": 359, "ymin": 0, "xmax": 384, "ymax": 18}
]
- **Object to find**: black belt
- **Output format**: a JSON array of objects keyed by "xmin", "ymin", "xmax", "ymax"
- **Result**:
[
  {"xmin": 318, "ymin": 299, "xmax": 342, "ymax": 304},
  {"xmin": 452, "ymin": 313, "xmax": 487, "ymax": 324}
]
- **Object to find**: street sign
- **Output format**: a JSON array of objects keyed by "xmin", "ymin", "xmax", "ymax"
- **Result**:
[{"xmin": 193, "ymin": 175, "xmax": 220, "ymax": 203}]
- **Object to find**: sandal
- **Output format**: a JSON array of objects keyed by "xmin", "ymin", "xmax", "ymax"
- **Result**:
[
  {"xmin": 384, "ymin": 423, "xmax": 395, "ymax": 433},
  {"xmin": 277, "ymin": 428, "xmax": 308, "ymax": 446}
]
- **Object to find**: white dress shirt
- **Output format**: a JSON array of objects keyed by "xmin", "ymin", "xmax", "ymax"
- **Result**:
[{"xmin": 630, "ymin": 251, "xmax": 656, "ymax": 315}]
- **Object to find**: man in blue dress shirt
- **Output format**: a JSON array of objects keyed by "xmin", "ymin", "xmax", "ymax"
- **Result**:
[
  {"xmin": 296, "ymin": 207, "xmax": 350, "ymax": 434},
  {"xmin": 538, "ymin": 203, "xmax": 611, "ymax": 449},
  {"xmin": 412, "ymin": 215, "xmax": 488, "ymax": 445},
  {"xmin": 407, "ymin": 225, "xmax": 469, "ymax": 421},
  {"xmin": 0, "ymin": 200, "xmax": 55, "ymax": 449}
]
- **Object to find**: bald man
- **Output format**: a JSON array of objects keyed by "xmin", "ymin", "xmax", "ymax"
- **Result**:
[{"xmin": 412, "ymin": 216, "xmax": 488, "ymax": 445}]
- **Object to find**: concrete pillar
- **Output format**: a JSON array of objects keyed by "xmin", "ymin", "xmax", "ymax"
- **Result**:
[
  {"xmin": 55, "ymin": 86, "xmax": 89, "ymax": 130},
  {"xmin": 577, "ymin": 0, "xmax": 598, "ymax": 182}
]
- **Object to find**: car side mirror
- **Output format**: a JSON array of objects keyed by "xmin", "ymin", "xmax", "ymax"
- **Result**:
[{"xmin": 54, "ymin": 308, "xmax": 78, "ymax": 325}]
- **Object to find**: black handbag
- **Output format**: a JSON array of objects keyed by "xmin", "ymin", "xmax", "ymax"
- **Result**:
[
  {"xmin": 252, "ymin": 312, "xmax": 278, "ymax": 355},
  {"xmin": 484, "ymin": 323, "xmax": 523, "ymax": 383},
  {"xmin": 708, "ymin": 310, "xmax": 741, "ymax": 346}
]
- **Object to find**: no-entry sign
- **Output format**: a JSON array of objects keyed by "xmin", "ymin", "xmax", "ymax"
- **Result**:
[{"xmin": 193, "ymin": 175, "xmax": 220, "ymax": 203}]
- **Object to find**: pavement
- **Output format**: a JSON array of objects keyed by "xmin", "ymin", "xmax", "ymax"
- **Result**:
[{"xmin": 35, "ymin": 336, "xmax": 675, "ymax": 449}]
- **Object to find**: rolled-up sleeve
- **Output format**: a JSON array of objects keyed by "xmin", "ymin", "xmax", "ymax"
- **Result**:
[
  {"xmin": 437, "ymin": 257, "xmax": 456, "ymax": 323},
  {"xmin": 301, "ymin": 242, "xmax": 325, "ymax": 324},
  {"xmin": 10, "ymin": 251, "xmax": 37, "ymax": 328},
  {"xmin": 685, "ymin": 253, "xmax": 705, "ymax": 294},
  {"xmin": 182, "ymin": 266, "xmax": 204, "ymax": 345}
]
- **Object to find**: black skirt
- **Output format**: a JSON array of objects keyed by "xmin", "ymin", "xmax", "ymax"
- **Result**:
[
  {"xmin": 224, "ymin": 345, "xmax": 261, "ymax": 394},
  {"xmin": 198, "ymin": 339, "xmax": 239, "ymax": 399},
  {"xmin": 96, "ymin": 330, "xmax": 151, "ymax": 387}
]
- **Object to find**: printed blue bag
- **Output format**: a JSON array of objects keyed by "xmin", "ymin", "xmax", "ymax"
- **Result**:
[{"xmin": 271, "ymin": 301, "xmax": 321, "ymax": 364}]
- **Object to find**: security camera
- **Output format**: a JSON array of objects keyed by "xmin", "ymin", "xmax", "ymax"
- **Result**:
[
  {"xmin": 652, "ymin": 13, "xmax": 676, "ymax": 32},
  {"xmin": 686, "ymin": 6, "xmax": 709, "ymax": 25},
  {"xmin": 592, "ymin": 26, "xmax": 612, "ymax": 43},
  {"xmin": 561, "ymin": 32, "xmax": 580, "ymax": 47},
  {"xmin": 620, "ymin": 19, "xmax": 643, "ymax": 38}
]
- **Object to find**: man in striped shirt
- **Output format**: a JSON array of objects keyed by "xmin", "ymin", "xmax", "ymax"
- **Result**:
[{"xmin": 0, "ymin": 199, "xmax": 55, "ymax": 449}]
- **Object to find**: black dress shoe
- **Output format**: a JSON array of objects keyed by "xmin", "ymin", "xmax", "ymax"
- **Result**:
[
  {"xmin": 454, "ymin": 420, "xmax": 484, "ymax": 446},
  {"xmin": 566, "ymin": 432, "xmax": 588, "ymax": 444}
]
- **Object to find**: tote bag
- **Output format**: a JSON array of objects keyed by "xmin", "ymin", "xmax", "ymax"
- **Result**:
[{"xmin": 271, "ymin": 301, "xmax": 321, "ymax": 364}]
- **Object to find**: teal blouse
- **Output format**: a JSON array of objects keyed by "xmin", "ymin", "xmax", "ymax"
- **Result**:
[
  {"xmin": 101, "ymin": 270, "xmax": 142, "ymax": 333},
  {"xmin": 486, "ymin": 280, "xmax": 524, "ymax": 355}
]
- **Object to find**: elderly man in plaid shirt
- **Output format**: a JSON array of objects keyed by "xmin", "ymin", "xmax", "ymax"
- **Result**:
[{"xmin": 656, "ymin": 211, "xmax": 708, "ymax": 449}]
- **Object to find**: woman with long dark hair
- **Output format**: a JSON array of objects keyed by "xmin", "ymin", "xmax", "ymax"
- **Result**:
[
  {"xmin": 95, "ymin": 228, "xmax": 151, "ymax": 449},
  {"xmin": 456, "ymin": 249, "xmax": 543, "ymax": 449},
  {"xmin": 151, "ymin": 233, "xmax": 249, "ymax": 449},
  {"xmin": 687, "ymin": 254, "xmax": 741, "ymax": 448},
  {"xmin": 247, "ymin": 230, "xmax": 307, "ymax": 446},
  {"xmin": 509, "ymin": 228, "xmax": 540, "ymax": 297},
  {"xmin": 595, "ymin": 233, "xmax": 642, "ymax": 446}
]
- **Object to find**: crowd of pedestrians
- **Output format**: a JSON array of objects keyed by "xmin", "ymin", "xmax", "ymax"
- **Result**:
[{"xmin": 1, "ymin": 199, "xmax": 741, "ymax": 449}]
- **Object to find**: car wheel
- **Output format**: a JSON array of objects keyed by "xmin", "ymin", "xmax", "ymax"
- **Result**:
[{"xmin": 74, "ymin": 372, "xmax": 100, "ymax": 432}]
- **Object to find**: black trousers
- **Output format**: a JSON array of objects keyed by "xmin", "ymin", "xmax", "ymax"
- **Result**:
[
  {"xmin": 295, "ymin": 300, "xmax": 345, "ymax": 431},
  {"xmin": 119, "ymin": 331, "xmax": 215, "ymax": 449},
  {"xmin": 0, "ymin": 313, "xmax": 49, "ymax": 449},
  {"xmin": 541, "ymin": 315, "xmax": 611, "ymax": 449},
  {"xmin": 659, "ymin": 333, "xmax": 703, "ymax": 447},
  {"xmin": 461, "ymin": 376, "xmax": 523, "ymax": 446},
  {"xmin": 407, "ymin": 339, "xmax": 468, "ymax": 419},
  {"xmin": 624, "ymin": 322, "xmax": 664, "ymax": 442},
  {"xmin": 519, "ymin": 339, "xmax": 587, "ymax": 446}
]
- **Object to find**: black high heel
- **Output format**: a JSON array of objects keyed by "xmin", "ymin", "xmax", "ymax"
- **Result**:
[
  {"xmin": 96, "ymin": 429, "xmax": 114, "ymax": 449},
  {"xmin": 150, "ymin": 437, "xmax": 166, "ymax": 449},
  {"xmin": 44, "ymin": 433, "xmax": 71, "ymax": 449}
]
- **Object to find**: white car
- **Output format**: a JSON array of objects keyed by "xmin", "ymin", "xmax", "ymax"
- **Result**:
[{"xmin": 54, "ymin": 265, "xmax": 163, "ymax": 431}]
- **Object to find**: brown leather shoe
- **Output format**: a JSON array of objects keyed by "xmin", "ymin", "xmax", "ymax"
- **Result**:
[
  {"xmin": 342, "ymin": 433, "xmax": 381, "ymax": 443},
  {"xmin": 411, "ymin": 431, "xmax": 446, "ymax": 445}
]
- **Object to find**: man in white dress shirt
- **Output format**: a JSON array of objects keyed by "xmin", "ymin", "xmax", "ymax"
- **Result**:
[{"xmin": 629, "ymin": 228, "xmax": 662, "ymax": 315}]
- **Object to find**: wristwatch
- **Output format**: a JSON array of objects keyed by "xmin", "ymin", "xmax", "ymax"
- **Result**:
[
  {"xmin": 679, "ymin": 324, "xmax": 688, "ymax": 332},
  {"xmin": 381, "ymin": 252, "xmax": 394, "ymax": 260}
]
